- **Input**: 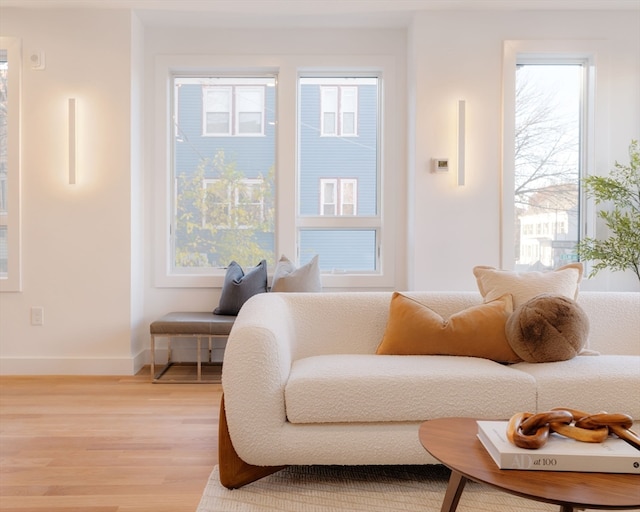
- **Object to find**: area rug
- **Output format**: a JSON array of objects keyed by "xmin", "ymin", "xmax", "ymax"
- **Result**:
[{"xmin": 196, "ymin": 464, "xmax": 618, "ymax": 512}]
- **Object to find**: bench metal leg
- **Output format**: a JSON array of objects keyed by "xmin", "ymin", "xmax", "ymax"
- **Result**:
[
  {"xmin": 150, "ymin": 334, "xmax": 156, "ymax": 381},
  {"xmin": 196, "ymin": 336, "xmax": 202, "ymax": 381}
]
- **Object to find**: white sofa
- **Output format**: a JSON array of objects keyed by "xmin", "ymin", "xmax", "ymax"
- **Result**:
[{"xmin": 219, "ymin": 291, "xmax": 640, "ymax": 488}]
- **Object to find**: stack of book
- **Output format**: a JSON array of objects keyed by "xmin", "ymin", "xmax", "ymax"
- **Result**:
[{"xmin": 477, "ymin": 420, "xmax": 640, "ymax": 474}]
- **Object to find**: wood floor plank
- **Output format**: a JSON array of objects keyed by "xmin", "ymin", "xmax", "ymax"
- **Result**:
[{"xmin": 0, "ymin": 371, "xmax": 221, "ymax": 511}]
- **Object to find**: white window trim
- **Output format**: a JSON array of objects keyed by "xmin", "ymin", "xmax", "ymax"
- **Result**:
[
  {"xmin": 154, "ymin": 54, "xmax": 397, "ymax": 289},
  {"xmin": 0, "ymin": 37, "xmax": 22, "ymax": 292},
  {"xmin": 501, "ymin": 40, "xmax": 608, "ymax": 272}
]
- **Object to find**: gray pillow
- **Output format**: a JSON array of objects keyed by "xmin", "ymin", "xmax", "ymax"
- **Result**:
[
  {"xmin": 271, "ymin": 254, "xmax": 322, "ymax": 292},
  {"xmin": 213, "ymin": 260, "xmax": 268, "ymax": 315}
]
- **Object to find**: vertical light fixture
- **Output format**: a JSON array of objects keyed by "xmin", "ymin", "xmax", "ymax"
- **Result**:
[
  {"xmin": 457, "ymin": 99, "xmax": 465, "ymax": 186},
  {"xmin": 68, "ymin": 98, "xmax": 77, "ymax": 184}
]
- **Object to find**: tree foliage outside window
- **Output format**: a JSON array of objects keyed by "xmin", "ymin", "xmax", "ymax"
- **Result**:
[
  {"xmin": 172, "ymin": 75, "xmax": 275, "ymax": 272},
  {"xmin": 174, "ymin": 150, "xmax": 275, "ymax": 269}
]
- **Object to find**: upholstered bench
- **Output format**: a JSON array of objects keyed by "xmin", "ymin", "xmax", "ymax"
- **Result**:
[{"xmin": 149, "ymin": 312, "xmax": 235, "ymax": 383}]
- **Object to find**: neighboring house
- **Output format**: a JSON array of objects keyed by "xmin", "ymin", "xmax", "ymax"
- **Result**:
[
  {"xmin": 173, "ymin": 76, "xmax": 379, "ymax": 271},
  {"xmin": 516, "ymin": 184, "xmax": 579, "ymax": 271}
]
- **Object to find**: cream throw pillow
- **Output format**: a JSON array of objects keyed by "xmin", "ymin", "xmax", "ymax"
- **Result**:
[
  {"xmin": 473, "ymin": 263, "xmax": 583, "ymax": 308},
  {"xmin": 271, "ymin": 254, "xmax": 322, "ymax": 292},
  {"xmin": 376, "ymin": 292, "xmax": 521, "ymax": 363}
]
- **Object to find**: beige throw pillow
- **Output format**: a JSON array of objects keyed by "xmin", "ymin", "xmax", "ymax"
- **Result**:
[
  {"xmin": 271, "ymin": 254, "xmax": 322, "ymax": 292},
  {"xmin": 473, "ymin": 263, "xmax": 583, "ymax": 308}
]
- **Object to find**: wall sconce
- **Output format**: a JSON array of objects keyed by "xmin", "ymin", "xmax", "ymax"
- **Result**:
[
  {"xmin": 68, "ymin": 98, "xmax": 77, "ymax": 184},
  {"xmin": 457, "ymin": 99, "xmax": 465, "ymax": 186}
]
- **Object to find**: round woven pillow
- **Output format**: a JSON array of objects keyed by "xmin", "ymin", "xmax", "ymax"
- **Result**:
[{"xmin": 505, "ymin": 293, "xmax": 589, "ymax": 363}]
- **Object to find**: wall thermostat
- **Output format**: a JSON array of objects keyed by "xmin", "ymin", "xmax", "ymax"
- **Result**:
[{"xmin": 432, "ymin": 158, "xmax": 449, "ymax": 173}]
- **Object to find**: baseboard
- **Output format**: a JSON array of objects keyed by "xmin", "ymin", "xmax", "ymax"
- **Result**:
[
  {"xmin": 0, "ymin": 356, "xmax": 139, "ymax": 376},
  {"xmin": 0, "ymin": 343, "xmax": 226, "ymax": 376}
]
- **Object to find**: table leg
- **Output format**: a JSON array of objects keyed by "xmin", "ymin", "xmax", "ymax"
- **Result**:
[{"xmin": 440, "ymin": 470, "xmax": 467, "ymax": 512}]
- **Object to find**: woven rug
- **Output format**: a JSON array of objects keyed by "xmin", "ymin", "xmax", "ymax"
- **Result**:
[{"xmin": 196, "ymin": 464, "xmax": 636, "ymax": 512}]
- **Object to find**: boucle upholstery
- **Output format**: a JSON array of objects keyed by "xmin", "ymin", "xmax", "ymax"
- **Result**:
[
  {"xmin": 221, "ymin": 291, "xmax": 640, "ymax": 470},
  {"xmin": 513, "ymin": 355, "xmax": 640, "ymax": 417},
  {"xmin": 285, "ymin": 354, "xmax": 536, "ymax": 423}
]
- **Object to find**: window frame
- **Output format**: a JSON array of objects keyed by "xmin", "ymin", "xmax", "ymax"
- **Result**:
[
  {"xmin": 154, "ymin": 54, "xmax": 398, "ymax": 288},
  {"xmin": 298, "ymin": 73, "xmax": 382, "ymax": 278},
  {"xmin": 0, "ymin": 37, "xmax": 22, "ymax": 293},
  {"xmin": 501, "ymin": 40, "xmax": 606, "ymax": 272}
]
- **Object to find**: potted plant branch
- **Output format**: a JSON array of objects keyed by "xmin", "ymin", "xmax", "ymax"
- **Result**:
[{"xmin": 577, "ymin": 140, "xmax": 640, "ymax": 283}]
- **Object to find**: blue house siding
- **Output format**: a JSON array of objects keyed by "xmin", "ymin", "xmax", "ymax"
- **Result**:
[
  {"xmin": 173, "ymin": 78, "xmax": 379, "ymax": 271},
  {"xmin": 298, "ymin": 84, "xmax": 378, "ymax": 216},
  {"xmin": 175, "ymin": 84, "xmax": 276, "ymax": 181}
]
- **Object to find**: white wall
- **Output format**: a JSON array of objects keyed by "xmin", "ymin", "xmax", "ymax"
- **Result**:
[
  {"xmin": 0, "ymin": 6, "xmax": 637, "ymax": 375},
  {"xmin": 408, "ymin": 10, "xmax": 640, "ymax": 292},
  {"xmin": 0, "ymin": 8, "xmax": 137, "ymax": 374}
]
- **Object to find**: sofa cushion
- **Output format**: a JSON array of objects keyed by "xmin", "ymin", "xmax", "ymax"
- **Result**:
[
  {"xmin": 512, "ymin": 355, "xmax": 640, "ymax": 419},
  {"xmin": 375, "ymin": 292, "xmax": 520, "ymax": 363},
  {"xmin": 271, "ymin": 254, "xmax": 322, "ymax": 292},
  {"xmin": 473, "ymin": 263, "xmax": 583, "ymax": 308},
  {"xmin": 506, "ymin": 294, "xmax": 589, "ymax": 362},
  {"xmin": 214, "ymin": 260, "xmax": 268, "ymax": 316},
  {"xmin": 284, "ymin": 354, "xmax": 537, "ymax": 424}
]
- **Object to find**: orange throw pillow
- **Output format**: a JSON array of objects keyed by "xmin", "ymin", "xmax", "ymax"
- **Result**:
[{"xmin": 376, "ymin": 292, "xmax": 521, "ymax": 363}]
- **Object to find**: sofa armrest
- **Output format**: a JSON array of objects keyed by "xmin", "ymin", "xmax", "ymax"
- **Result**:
[{"xmin": 221, "ymin": 293, "xmax": 294, "ymax": 464}]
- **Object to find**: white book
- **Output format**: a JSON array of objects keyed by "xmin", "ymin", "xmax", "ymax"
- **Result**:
[{"xmin": 477, "ymin": 420, "xmax": 640, "ymax": 474}]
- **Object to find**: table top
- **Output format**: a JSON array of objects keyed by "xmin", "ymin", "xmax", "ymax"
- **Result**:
[{"xmin": 419, "ymin": 417, "xmax": 640, "ymax": 510}]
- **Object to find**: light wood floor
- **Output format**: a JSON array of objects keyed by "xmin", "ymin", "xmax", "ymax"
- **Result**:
[{"xmin": 0, "ymin": 369, "xmax": 222, "ymax": 512}]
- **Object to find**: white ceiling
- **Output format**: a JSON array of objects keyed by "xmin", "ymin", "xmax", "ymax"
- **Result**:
[{"xmin": 1, "ymin": 0, "xmax": 638, "ymax": 28}]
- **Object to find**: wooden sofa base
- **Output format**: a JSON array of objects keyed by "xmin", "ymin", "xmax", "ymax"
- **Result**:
[{"xmin": 218, "ymin": 395, "xmax": 287, "ymax": 489}]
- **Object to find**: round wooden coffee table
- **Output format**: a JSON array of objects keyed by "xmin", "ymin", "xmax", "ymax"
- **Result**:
[{"xmin": 419, "ymin": 417, "xmax": 640, "ymax": 512}]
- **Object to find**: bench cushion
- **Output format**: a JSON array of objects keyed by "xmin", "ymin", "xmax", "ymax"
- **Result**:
[
  {"xmin": 150, "ymin": 312, "xmax": 235, "ymax": 336},
  {"xmin": 284, "ymin": 354, "xmax": 537, "ymax": 424}
]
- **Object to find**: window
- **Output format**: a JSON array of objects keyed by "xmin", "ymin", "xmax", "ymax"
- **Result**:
[
  {"xmin": 514, "ymin": 63, "xmax": 583, "ymax": 270},
  {"xmin": 502, "ymin": 41, "xmax": 599, "ymax": 273},
  {"xmin": 320, "ymin": 178, "xmax": 357, "ymax": 216},
  {"xmin": 155, "ymin": 54, "xmax": 397, "ymax": 288},
  {"xmin": 0, "ymin": 38, "xmax": 21, "ymax": 292},
  {"xmin": 202, "ymin": 82, "xmax": 265, "ymax": 136},
  {"xmin": 299, "ymin": 76, "xmax": 378, "ymax": 273},
  {"xmin": 203, "ymin": 177, "xmax": 266, "ymax": 228},
  {"xmin": 172, "ymin": 76, "xmax": 276, "ymax": 271},
  {"xmin": 320, "ymin": 85, "xmax": 358, "ymax": 136}
]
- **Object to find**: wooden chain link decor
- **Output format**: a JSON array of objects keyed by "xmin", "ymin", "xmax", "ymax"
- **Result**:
[{"xmin": 507, "ymin": 407, "xmax": 640, "ymax": 450}]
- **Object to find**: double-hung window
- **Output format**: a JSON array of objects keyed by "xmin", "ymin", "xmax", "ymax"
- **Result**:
[
  {"xmin": 319, "ymin": 178, "xmax": 358, "ymax": 216},
  {"xmin": 203, "ymin": 83, "xmax": 265, "ymax": 136},
  {"xmin": 320, "ymin": 85, "xmax": 358, "ymax": 137},
  {"xmin": 298, "ymin": 76, "xmax": 379, "ymax": 273}
]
